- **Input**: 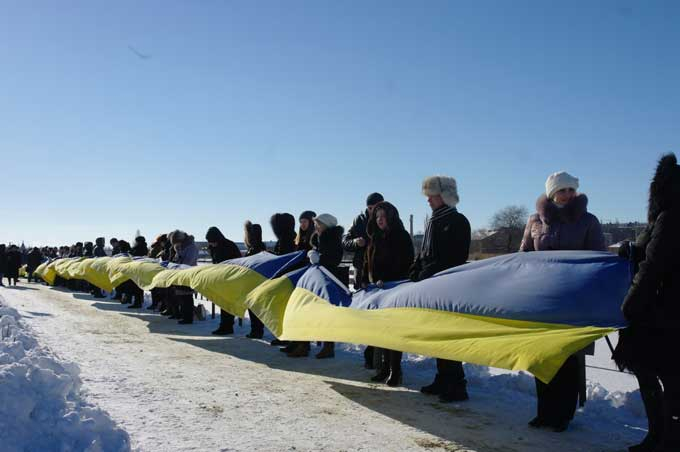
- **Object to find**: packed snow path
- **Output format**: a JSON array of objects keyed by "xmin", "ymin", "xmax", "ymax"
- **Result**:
[{"xmin": 2, "ymin": 282, "xmax": 644, "ymax": 452}]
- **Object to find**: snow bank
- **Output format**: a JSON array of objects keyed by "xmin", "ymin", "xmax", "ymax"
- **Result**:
[{"xmin": 0, "ymin": 295, "xmax": 131, "ymax": 452}]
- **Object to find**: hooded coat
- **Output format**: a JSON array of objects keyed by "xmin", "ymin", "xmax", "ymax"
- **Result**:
[
  {"xmin": 0, "ymin": 245, "xmax": 7, "ymax": 274},
  {"xmin": 27, "ymin": 248, "xmax": 43, "ymax": 273},
  {"xmin": 615, "ymin": 154, "xmax": 680, "ymax": 375},
  {"xmin": 6, "ymin": 247, "xmax": 22, "ymax": 278},
  {"xmin": 270, "ymin": 213, "xmax": 296, "ymax": 255},
  {"xmin": 364, "ymin": 202, "xmax": 414, "ymax": 285},
  {"xmin": 520, "ymin": 194, "xmax": 606, "ymax": 252},
  {"xmin": 244, "ymin": 222, "xmax": 267, "ymax": 256},
  {"xmin": 94, "ymin": 238, "xmax": 107, "ymax": 257},
  {"xmin": 171, "ymin": 235, "xmax": 198, "ymax": 266},
  {"xmin": 131, "ymin": 236, "xmax": 149, "ymax": 257},
  {"xmin": 311, "ymin": 225, "xmax": 345, "ymax": 278},
  {"xmin": 206, "ymin": 227, "xmax": 241, "ymax": 264}
]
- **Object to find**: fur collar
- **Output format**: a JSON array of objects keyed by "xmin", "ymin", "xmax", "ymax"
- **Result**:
[{"xmin": 536, "ymin": 193, "xmax": 589, "ymax": 225}]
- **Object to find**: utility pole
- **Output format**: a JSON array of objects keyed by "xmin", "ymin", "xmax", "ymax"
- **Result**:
[{"xmin": 409, "ymin": 214, "xmax": 414, "ymax": 239}]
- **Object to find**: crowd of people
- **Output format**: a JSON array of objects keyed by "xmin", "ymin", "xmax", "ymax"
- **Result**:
[{"xmin": 2, "ymin": 154, "xmax": 679, "ymax": 451}]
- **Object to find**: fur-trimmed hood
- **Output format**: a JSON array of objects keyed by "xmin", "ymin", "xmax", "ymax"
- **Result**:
[
  {"xmin": 536, "ymin": 193, "xmax": 589, "ymax": 225},
  {"xmin": 649, "ymin": 153, "xmax": 680, "ymax": 223},
  {"xmin": 366, "ymin": 201, "xmax": 406, "ymax": 239}
]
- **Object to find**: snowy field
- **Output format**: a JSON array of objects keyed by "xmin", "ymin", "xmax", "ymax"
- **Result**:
[{"xmin": 1, "ymin": 282, "xmax": 647, "ymax": 452}]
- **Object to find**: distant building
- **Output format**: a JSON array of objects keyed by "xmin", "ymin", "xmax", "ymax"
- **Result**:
[{"xmin": 470, "ymin": 227, "xmax": 524, "ymax": 256}]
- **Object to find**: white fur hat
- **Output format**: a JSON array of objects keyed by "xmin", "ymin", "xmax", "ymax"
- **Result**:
[
  {"xmin": 545, "ymin": 171, "xmax": 579, "ymax": 199},
  {"xmin": 313, "ymin": 213, "xmax": 338, "ymax": 228},
  {"xmin": 422, "ymin": 176, "xmax": 459, "ymax": 207}
]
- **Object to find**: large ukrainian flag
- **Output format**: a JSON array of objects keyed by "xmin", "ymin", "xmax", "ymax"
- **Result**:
[
  {"xmin": 146, "ymin": 251, "xmax": 306, "ymax": 317},
  {"xmin": 252, "ymin": 251, "xmax": 629, "ymax": 383}
]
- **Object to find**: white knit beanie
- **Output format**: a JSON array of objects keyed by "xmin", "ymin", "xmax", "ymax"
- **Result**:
[
  {"xmin": 545, "ymin": 171, "xmax": 579, "ymax": 199},
  {"xmin": 313, "ymin": 213, "xmax": 338, "ymax": 228},
  {"xmin": 422, "ymin": 176, "xmax": 459, "ymax": 207}
]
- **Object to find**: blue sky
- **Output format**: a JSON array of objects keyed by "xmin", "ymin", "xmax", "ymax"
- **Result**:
[{"xmin": 1, "ymin": 1, "xmax": 678, "ymax": 246}]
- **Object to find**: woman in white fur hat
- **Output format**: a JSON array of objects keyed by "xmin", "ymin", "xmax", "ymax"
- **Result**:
[{"xmin": 520, "ymin": 171, "xmax": 605, "ymax": 432}]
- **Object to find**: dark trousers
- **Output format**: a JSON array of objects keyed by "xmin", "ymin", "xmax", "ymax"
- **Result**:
[
  {"xmin": 535, "ymin": 354, "xmax": 579, "ymax": 424},
  {"xmin": 220, "ymin": 309, "xmax": 234, "ymax": 328},
  {"xmin": 248, "ymin": 309, "xmax": 264, "ymax": 335},
  {"xmin": 437, "ymin": 359, "xmax": 465, "ymax": 381},
  {"xmin": 175, "ymin": 289, "xmax": 194, "ymax": 323}
]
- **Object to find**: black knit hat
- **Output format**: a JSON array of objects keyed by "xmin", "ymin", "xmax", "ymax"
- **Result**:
[
  {"xmin": 366, "ymin": 192, "xmax": 384, "ymax": 206},
  {"xmin": 299, "ymin": 210, "xmax": 316, "ymax": 222}
]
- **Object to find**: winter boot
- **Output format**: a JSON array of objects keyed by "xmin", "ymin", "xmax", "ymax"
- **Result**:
[
  {"xmin": 386, "ymin": 351, "xmax": 403, "ymax": 387},
  {"xmin": 628, "ymin": 379, "xmax": 663, "ymax": 451},
  {"xmin": 281, "ymin": 342, "xmax": 297, "ymax": 353},
  {"xmin": 420, "ymin": 374, "xmax": 446, "ymax": 395},
  {"xmin": 439, "ymin": 378, "xmax": 469, "ymax": 403},
  {"xmin": 371, "ymin": 349, "xmax": 389, "ymax": 382},
  {"xmin": 364, "ymin": 346, "xmax": 375, "ymax": 369},
  {"xmin": 315, "ymin": 342, "xmax": 335, "ymax": 359},
  {"xmin": 212, "ymin": 325, "xmax": 234, "ymax": 336},
  {"xmin": 287, "ymin": 342, "xmax": 310, "ymax": 358}
]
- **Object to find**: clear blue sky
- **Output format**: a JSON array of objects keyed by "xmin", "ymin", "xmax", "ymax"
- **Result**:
[{"xmin": 1, "ymin": 1, "xmax": 678, "ymax": 246}]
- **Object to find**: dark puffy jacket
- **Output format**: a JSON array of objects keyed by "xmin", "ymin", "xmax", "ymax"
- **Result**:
[
  {"xmin": 615, "ymin": 154, "xmax": 680, "ymax": 375},
  {"xmin": 27, "ymin": 249, "xmax": 43, "ymax": 272},
  {"xmin": 270, "ymin": 213, "xmax": 296, "ymax": 255},
  {"xmin": 410, "ymin": 206, "xmax": 470, "ymax": 281},
  {"xmin": 520, "ymin": 194, "xmax": 605, "ymax": 252},
  {"xmin": 364, "ymin": 202, "xmax": 414, "ymax": 285},
  {"xmin": 0, "ymin": 245, "xmax": 7, "ymax": 273},
  {"xmin": 343, "ymin": 211, "xmax": 369, "ymax": 271},
  {"xmin": 312, "ymin": 225, "xmax": 345, "ymax": 277},
  {"xmin": 6, "ymin": 249, "xmax": 22, "ymax": 278},
  {"xmin": 206, "ymin": 227, "xmax": 241, "ymax": 264},
  {"xmin": 245, "ymin": 222, "xmax": 267, "ymax": 257},
  {"xmin": 210, "ymin": 239, "xmax": 241, "ymax": 264},
  {"xmin": 131, "ymin": 237, "xmax": 149, "ymax": 257}
]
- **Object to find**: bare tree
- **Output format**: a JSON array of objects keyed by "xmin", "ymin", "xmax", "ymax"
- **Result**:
[{"xmin": 490, "ymin": 205, "xmax": 529, "ymax": 230}]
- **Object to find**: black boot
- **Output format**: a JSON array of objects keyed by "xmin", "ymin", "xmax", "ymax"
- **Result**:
[
  {"xmin": 439, "ymin": 378, "xmax": 469, "ymax": 403},
  {"xmin": 364, "ymin": 346, "xmax": 375, "ymax": 369},
  {"xmin": 270, "ymin": 339, "xmax": 288, "ymax": 346},
  {"xmin": 421, "ymin": 374, "xmax": 445, "ymax": 395},
  {"xmin": 315, "ymin": 342, "xmax": 335, "ymax": 359},
  {"xmin": 281, "ymin": 342, "xmax": 297, "ymax": 353},
  {"xmin": 371, "ymin": 349, "xmax": 389, "ymax": 382},
  {"xmin": 212, "ymin": 324, "xmax": 234, "ymax": 335},
  {"xmin": 287, "ymin": 342, "xmax": 310, "ymax": 358},
  {"xmin": 629, "ymin": 375, "xmax": 663, "ymax": 452},
  {"xmin": 386, "ymin": 351, "xmax": 403, "ymax": 387}
]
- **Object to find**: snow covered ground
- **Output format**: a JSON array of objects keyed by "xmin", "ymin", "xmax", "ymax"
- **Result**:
[
  {"xmin": 1, "ymin": 282, "xmax": 647, "ymax": 452},
  {"xmin": 0, "ymin": 293, "xmax": 130, "ymax": 452}
]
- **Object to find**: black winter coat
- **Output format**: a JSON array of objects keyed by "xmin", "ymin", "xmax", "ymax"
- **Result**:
[
  {"xmin": 342, "ymin": 211, "xmax": 369, "ymax": 270},
  {"xmin": 246, "ymin": 242, "xmax": 267, "ymax": 257},
  {"xmin": 615, "ymin": 209, "xmax": 680, "ymax": 375},
  {"xmin": 210, "ymin": 239, "xmax": 242, "ymax": 264},
  {"xmin": 410, "ymin": 206, "xmax": 471, "ymax": 281},
  {"xmin": 364, "ymin": 229, "xmax": 414, "ymax": 285},
  {"xmin": 93, "ymin": 245, "xmax": 107, "ymax": 257},
  {"xmin": 131, "ymin": 242, "xmax": 149, "ymax": 257},
  {"xmin": 312, "ymin": 226, "xmax": 345, "ymax": 277},
  {"xmin": 27, "ymin": 249, "xmax": 43, "ymax": 272},
  {"xmin": 6, "ymin": 250, "xmax": 22, "ymax": 278},
  {"xmin": 0, "ymin": 247, "xmax": 7, "ymax": 273}
]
